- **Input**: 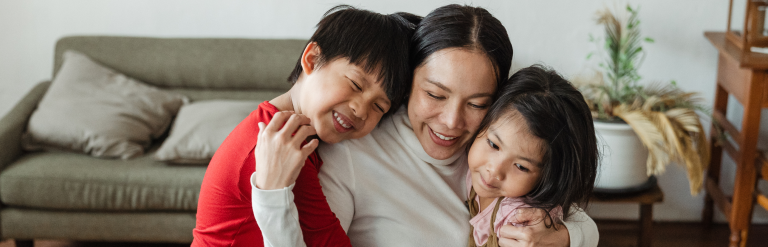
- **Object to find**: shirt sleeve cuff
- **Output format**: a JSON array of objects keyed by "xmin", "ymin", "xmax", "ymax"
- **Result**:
[
  {"xmin": 562, "ymin": 207, "xmax": 599, "ymax": 247},
  {"xmin": 250, "ymin": 172, "xmax": 296, "ymax": 207}
]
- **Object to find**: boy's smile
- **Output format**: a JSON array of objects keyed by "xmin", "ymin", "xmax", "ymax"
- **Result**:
[
  {"xmin": 291, "ymin": 42, "xmax": 392, "ymax": 144},
  {"xmin": 332, "ymin": 110, "xmax": 355, "ymax": 133}
]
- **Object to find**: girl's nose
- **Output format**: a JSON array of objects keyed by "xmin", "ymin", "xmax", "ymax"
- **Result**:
[{"xmin": 486, "ymin": 161, "xmax": 504, "ymax": 181}]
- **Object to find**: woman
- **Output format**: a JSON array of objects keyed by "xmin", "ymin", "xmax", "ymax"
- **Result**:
[{"xmin": 253, "ymin": 4, "xmax": 598, "ymax": 247}]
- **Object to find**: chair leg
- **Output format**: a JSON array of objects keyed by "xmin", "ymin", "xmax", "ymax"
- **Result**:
[
  {"xmin": 703, "ymin": 84, "xmax": 728, "ymax": 227},
  {"xmin": 728, "ymin": 229, "xmax": 749, "ymax": 247},
  {"xmin": 14, "ymin": 239, "xmax": 33, "ymax": 247}
]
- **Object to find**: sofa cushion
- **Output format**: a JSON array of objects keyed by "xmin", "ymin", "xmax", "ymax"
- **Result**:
[
  {"xmin": 54, "ymin": 36, "xmax": 307, "ymax": 90},
  {"xmin": 0, "ymin": 149, "xmax": 205, "ymax": 212},
  {"xmin": 154, "ymin": 100, "xmax": 261, "ymax": 164},
  {"xmin": 22, "ymin": 50, "xmax": 189, "ymax": 160}
]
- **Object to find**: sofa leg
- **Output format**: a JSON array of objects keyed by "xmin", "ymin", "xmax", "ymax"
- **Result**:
[{"xmin": 14, "ymin": 239, "xmax": 33, "ymax": 247}]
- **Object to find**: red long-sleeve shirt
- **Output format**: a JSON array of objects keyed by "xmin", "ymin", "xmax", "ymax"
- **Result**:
[{"xmin": 192, "ymin": 101, "xmax": 351, "ymax": 247}]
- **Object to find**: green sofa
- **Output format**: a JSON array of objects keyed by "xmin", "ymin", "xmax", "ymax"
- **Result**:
[{"xmin": 0, "ymin": 36, "xmax": 307, "ymax": 244}]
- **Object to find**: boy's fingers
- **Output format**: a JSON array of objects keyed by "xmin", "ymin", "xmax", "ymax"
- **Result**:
[{"xmin": 266, "ymin": 112, "xmax": 291, "ymax": 134}]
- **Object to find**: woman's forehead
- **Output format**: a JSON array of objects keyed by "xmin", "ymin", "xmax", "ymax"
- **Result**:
[{"xmin": 417, "ymin": 48, "xmax": 496, "ymax": 94}]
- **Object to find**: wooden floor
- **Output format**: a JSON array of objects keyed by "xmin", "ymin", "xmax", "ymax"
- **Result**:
[{"xmin": 1, "ymin": 220, "xmax": 767, "ymax": 247}]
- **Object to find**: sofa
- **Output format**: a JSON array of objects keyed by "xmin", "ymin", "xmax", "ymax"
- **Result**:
[{"xmin": 0, "ymin": 36, "xmax": 307, "ymax": 244}]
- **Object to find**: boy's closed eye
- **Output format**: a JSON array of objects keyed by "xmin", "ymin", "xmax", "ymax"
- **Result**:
[{"xmin": 346, "ymin": 76, "xmax": 388, "ymax": 113}]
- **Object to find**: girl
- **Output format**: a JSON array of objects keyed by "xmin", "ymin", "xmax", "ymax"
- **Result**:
[{"xmin": 466, "ymin": 65, "xmax": 599, "ymax": 247}]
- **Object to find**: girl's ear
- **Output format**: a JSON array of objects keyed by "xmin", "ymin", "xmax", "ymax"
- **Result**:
[{"xmin": 300, "ymin": 42, "xmax": 322, "ymax": 76}]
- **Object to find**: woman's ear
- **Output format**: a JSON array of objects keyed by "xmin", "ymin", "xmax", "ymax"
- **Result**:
[{"xmin": 301, "ymin": 42, "xmax": 322, "ymax": 76}]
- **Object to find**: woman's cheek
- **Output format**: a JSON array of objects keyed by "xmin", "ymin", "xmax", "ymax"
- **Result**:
[{"xmin": 467, "ymin": 110, "xmax": 488, "ymax": 132}]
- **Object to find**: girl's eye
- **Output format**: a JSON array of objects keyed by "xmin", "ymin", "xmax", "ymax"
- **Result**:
[
  {"xmin": 426, "ymin": 92, "xmax": 445, "ymax": 100},
  {"xmin": 487, "ymin": 139, "xmax": 499, "ymax": 150},
  {"xmin": 515, "ymin": 163, "xmax": 529, "ymax": 172}
]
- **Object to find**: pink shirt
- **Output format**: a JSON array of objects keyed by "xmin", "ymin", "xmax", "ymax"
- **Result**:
[{"xmin": 465, "ymin": 171, "xmax": 563, "ymax": 246}]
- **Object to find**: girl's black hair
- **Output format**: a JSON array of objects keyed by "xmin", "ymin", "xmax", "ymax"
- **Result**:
[
  {"xmin": 471, "ymin": 65, "xmax": 599, "ymax": 228},
  {"xmin": 410, "ymin": 4, "xmax": 513, "ymax": 94},
  {"xmin": 287, "ymin": 5, "xmax": 415, "ymax": 116}
]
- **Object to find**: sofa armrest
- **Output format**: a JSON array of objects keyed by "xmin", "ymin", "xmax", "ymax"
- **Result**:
[{"xmin": 0, "ymin": 81, "xmax": 51, "ymax": 171}]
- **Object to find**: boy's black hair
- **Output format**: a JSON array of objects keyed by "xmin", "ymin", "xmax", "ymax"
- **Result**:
[
  {"xmin": 288, "ymin": 5, "xmax": 415, "ymax": 116},
  {"xmin": 469, "ymin": 65, "xmax": 599, "ymax": 228},
  {"xmin": 411, "ymin": 4, "xmax": 513, "ymax": 94}
]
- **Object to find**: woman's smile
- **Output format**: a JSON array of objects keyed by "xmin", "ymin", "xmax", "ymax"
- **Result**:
[{"xmin": 428, "ymin": 126, "xmax": 460, "ymax": 146}]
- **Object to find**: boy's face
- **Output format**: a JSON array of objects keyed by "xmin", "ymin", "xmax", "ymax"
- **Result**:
[{"xmin": 297, "ymin": 45, "xmax": 391, "ymax": 144}]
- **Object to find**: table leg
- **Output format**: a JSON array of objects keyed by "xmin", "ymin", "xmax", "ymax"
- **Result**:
[{"xmin": 639, "ymin": 204, "xmax": 653, "ymax": 247}]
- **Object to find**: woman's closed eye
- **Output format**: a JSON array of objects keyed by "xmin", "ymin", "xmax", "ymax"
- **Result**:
[
  {"xmin": 426, "ymin": 91, "xmax": 445, "ymax": 100},
  {"xmin": 468, "ymin": 102, "xmax": 488, "ymax": 109}
]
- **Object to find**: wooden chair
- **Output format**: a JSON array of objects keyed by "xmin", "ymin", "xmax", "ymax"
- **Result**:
[{"xmin": 702, "ymin": 32, "xmax": 768, "ymax": 247}]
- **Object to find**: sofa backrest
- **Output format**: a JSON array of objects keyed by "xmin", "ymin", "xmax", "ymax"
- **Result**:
[{"xmin": 53, "ymin": 36, "xmax": 308, "ymax": 91}]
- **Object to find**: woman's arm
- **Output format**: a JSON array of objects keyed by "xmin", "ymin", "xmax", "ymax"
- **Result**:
[
  {"xmin": 496, "ymin": 207, "xmax": 598, "ymax": 247},
  {"xmin": 250, "ymin": 113, "xmax": 352, "ymax": 246},
  {"xmin": 315, "ymin": 142, "xmax": 356, "ymax": 232},
  {"xmin": 250, "ymin": 176, "xmax": 307, "ymax": 247},
  {"xmin": 250, "ymin": 143, "xmax": 357, "ymax": 246}
]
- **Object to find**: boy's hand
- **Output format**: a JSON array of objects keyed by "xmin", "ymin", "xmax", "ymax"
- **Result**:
[{"xmin": 254, "ymin": 111, "xmax": 319, "ymax": 190}]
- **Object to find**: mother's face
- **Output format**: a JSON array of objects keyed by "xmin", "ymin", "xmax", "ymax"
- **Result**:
[{"xmin": 408, "ymin": 48, "xmax": 497, "ymax": 160}]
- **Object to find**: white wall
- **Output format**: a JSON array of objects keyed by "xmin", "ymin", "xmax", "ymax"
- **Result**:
[{"xmin": 0, "ymin": 0, "xmax": 761, "ymax": 223}]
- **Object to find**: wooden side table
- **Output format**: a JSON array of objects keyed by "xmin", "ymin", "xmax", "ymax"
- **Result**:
[
  {"xmin": 591, "ymin": 183, "xmax": 664, "ymax": 247},
  {"xmin": 701, "ymin": 31, "xmax": 768, "ymax": 247}
]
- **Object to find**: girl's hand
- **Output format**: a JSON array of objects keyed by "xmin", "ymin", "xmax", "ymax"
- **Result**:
[
  {"xmin": 497, "ymin": 208, "xmax": 570, "ymax": 247},
  {"xmin": 254, "ymin": 111, "xmax": 319, "ymax": 190}
]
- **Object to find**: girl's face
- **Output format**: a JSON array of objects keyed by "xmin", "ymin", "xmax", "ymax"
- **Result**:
[
  {"xmin": 298, "ymin": 43, "xmax": 392, "ymax": 144},
  {"xmin": 407, "ymin": 48, "xmax": 496, "ymax": 160},
  {"xmin": 468, "ymin": 113, "xmax": 545, "ymax": 199}
]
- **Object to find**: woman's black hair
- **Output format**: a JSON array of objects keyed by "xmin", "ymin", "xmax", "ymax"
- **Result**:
[
  {"xmin": 287, "ymin": 5, "xmax": 415, "ymax": 116},
  {"xmin": 471, "ymin": 65, "xmax": 599, "ymax": 228},
  {"xmin": 410, "ymin": 4, "xmax": 513, "ymax": 94}
]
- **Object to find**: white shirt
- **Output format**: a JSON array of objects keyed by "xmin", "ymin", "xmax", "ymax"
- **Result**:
[{"xmin": 251, "ymin": 107, "xmax": 599, "ymax": 246}]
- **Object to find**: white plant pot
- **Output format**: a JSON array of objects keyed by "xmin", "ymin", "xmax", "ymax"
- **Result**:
[{"xmin": 593, "ymin": 120, "xmax": 650, "ymax": 189}]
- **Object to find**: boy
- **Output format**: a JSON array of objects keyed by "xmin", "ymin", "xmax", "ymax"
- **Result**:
[{"xmin": 192, "ymin": 6, "xmax": 414, "ymax": 247}]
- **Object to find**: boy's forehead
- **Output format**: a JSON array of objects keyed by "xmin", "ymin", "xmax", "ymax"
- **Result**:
[{"xmin": 344, "ymin": 59, "xmax": 385, "ymax": 84}]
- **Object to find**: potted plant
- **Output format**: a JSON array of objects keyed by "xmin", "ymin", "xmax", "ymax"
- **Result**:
[{"xmin": 578, "ymin": 5, "xmax": 710, "ymax": 195}]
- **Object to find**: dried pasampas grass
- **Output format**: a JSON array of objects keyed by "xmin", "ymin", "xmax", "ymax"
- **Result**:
[{"xmin": 581, "ymin": 5, "xmax": 710, "ymax": 195}]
